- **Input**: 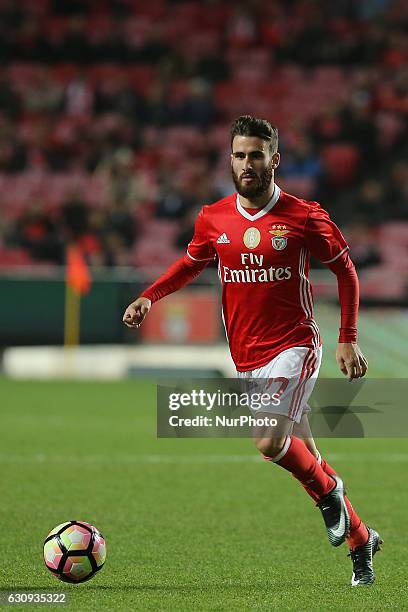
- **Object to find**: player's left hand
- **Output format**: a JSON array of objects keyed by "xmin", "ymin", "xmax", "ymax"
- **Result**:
[{"xmin": 336, "ymin": 343, "xmax": 368, "ymax": 381}]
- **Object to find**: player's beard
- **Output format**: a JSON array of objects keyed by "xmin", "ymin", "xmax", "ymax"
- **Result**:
[{"xmin": 232, "ymin": 161, "xmax": 274, "ymax": 199}]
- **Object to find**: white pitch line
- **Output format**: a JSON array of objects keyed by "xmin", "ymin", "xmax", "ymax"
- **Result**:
[
  {"xmin": 0, "ymin": 453, "xmax": 408, "ymax": 465},
  {"xmin": 326, "ymin": 452, "xmax": 408, "ymax": 462},
  {"xmin": 0, "ymin": 454, "xmax": 262, "ymax": 465}
]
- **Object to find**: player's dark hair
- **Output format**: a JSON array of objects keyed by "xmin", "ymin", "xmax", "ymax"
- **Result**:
[{"xmin": 230, "ymin": 115, "xmax": 279, "ymax": 154}]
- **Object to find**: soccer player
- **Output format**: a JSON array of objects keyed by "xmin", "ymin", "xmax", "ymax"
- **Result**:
[{"xmin": 123, "ymin": 115, "xmax": 382, "ymax": 585}]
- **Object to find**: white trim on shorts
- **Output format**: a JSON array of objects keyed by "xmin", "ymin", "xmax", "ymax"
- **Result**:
[{"xmin": 237, "ymin": 345, "xmax": 322, "ymax": 424}]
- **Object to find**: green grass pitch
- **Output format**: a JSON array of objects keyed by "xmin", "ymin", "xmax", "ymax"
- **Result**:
[{"xmin": 1, "ymin": 377, "xmax": 407, "ymax": 611}]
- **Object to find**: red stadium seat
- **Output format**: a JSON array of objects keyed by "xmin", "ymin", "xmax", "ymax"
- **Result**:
[
  {"xmin": 321, "ymin": 143, "xmax": 360, "ymax": 185},
  {"xmin": 378, "ymin": 222, "xmax": 408, "ymax": 244},
  {"xmin": 125, "ymin": 17, "xmax": 151, "ymax": 45},
  {"xmin": 131, "ymin": 0, "xmax": 167, "ymax": 19},
  {"xmin": 359, "ymin": 265, "xmax": 407, "ymax": 299},
  {"xmin": 52, "ymin": 64, "xmax": 79, "ymax": 85},
  {"xmin": 126, "ymin": 66, "xmax": 156, "ymax": 96},
  {"xmin": 143, "ymin": 219, "xmax": 178, "ymax": 241},
  {"xmin": 376, "ymin": 222, "xmax": 408, "ymax": 267},
  {"xmin": 0, "ymin": 248, "xmax": 33, "ymax": 267},
  {"xmin": 279, "ymin": 177, "xmax": 317, "ymax": 199},
  {"xmin": 131, "ymin": 218, "xmax": 179, "ymax": 268},
  {"xmin": 131, "ymin": 240, "xmax": 180, "ymax": 269},
  {"xmin": 43, "ymin": 17, "xmax": 66, "ymax": 42}
]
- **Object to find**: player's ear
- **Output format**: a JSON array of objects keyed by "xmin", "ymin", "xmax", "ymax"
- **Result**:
[{"xmin": 271, "ymin": 152, "xmax": 280, "ymax": 169}]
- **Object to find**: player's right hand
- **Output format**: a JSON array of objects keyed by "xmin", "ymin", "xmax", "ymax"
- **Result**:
[{"xmin": 122, "ymin": 297, "xmax": 152, "ymax": 328}]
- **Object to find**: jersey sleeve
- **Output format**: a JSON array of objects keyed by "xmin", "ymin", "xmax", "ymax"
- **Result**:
[
  {"xmin": 141, "ymin": 254, "xmax": 208, "ymax": 304},
  {"xmin": 304, "ymin": 203, "xmax": 349, "ymax": 264},
  {"xmin": 305, "ymin": 203, "xmax": 359, "ymax": 343},
  {"xmin": 186, "ymin": 207, "xmax": 216, "ymax": 263}
]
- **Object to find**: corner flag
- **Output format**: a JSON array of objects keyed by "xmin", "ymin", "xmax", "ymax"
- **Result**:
[{"xmin": 64, "ymin": 244, "xmax": 91, "ymax": 346}]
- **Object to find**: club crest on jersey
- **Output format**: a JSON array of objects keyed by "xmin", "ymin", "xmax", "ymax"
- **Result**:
[
  {"xmin": 269, "ymin": 224, "xmax": 289, "ymax": 250},
  {"xmin": 243, "ymin": 227, "xmax": 261, "ymax": 249}
]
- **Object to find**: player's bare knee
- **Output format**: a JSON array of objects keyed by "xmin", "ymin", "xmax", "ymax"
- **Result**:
[{"xmin": 255, "ymin": 436, "xmax": 286, "ymax": 458}]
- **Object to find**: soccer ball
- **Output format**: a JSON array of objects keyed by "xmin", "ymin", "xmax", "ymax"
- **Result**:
[{"xmin": 43, "ymin": 521, "xmax": 106, "ymax": 583}]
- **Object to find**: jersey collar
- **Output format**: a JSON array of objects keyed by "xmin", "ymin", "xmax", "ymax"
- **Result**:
[{"xmin": 236, "ymin": 184, "xmax": 281, "ymax": 221}]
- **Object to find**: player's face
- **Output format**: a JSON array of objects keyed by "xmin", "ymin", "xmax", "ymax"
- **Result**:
[{"xmin": 231, "ymin": 136, "xmax": 279, "ymax": 199}]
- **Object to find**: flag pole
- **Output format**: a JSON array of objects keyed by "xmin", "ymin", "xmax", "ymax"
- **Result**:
[
  {"xmin": 64, "ymin": 282, "xmax": 81, "ymax": 347},
  {"xmin": 64, "ymin": 243, "xmax": 91, "ymax": 349}
]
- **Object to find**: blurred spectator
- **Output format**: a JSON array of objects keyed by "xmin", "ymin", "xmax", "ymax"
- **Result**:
[
  {"xmin": 51, "ymin": 0, "xmax": 90, "ymax": 17},
  {"xmin": 174, "ymin": 205, "xmax": 201, "ymax": 250},
  {"xmin": 85, "ymin": 206, "xmax": 134, "ymax": 267},
  {"xmin": 94, "ymin": 75, "xmax": 148, "ymax": 124},
  {"xmin": 288, "ymin": 14, "xmax": 339, "ymax": 65},
  {"xmin": 13, "ymin": 16, "xmax": 50, "ymax": 62},
  {"xmin": 377, "ymin": 71, "xmax": 408, "ymax": 114},
  {"xmin": 309, "ymin": 104, "xmax": 346, "ymax": 147},
  {"xmin": 227, "ymin": 5, "xmax": 258, "ymax": 48},
  {"xmin": 386, "ymin": 161, "xmax": 408, "ymax": 219},
  {"xmin": 356, "ymin": 0, "xmax": 391, "ymax": 20},
  {"xmin": 0, "ymin": 0, "xmax": 24, "ymax": 31},
  {"xmin": 175, "ymin": 79, "xmax": 216, "ymax": 128},
  {"xmin": 10, "ymin": 200, "xmax": 63, "ymax": 263},
  {"xmin": 145, "ymin": 80, "xmax": 171, "ymax": 127},
  {"xmin": 340, "ymin": 101, "xmax": 379, "ymax": 163},
  {"xmin": 24, "ymin": 69, "xmax": 63, "ymax": 114},
  {"xmin": 353, "ymin": 178, "xmax": 387, "ymax": 226},
  {"xmin": 63, "ymin": 70, "xmax": 94, "ymax": 118},
  {"xmin": 346, "ymin": 222, "xmax": 382, "ymax": 269},
  {"xmin": 188, "ymin": 48, "xmax": 230, "ymax": 83},
  {"xmin": 91, "ymin": 22, "xmax": 129, "ymax": 63},
  {"xmin": 136, "ymin": 27, "xmax": 171, "ymax": 64},
  {"xmin": 61, "ymin": 191, "xmax": 105, "ymax": 265},
  {"xmin": 280, "ymin": 136, "xmax": 321, "ymax": 180},
  {"xmin": 0, "ymin": 127, "xmax": 27, "ymax": 172},
  {"xmin": 156, "ymin": 179, "xmax": 191, "ymax": 220},
  {"xmin": 96, "ymin": 147, "xmax": 149, "ymax": 209},
  {"xmin": 0, "ymin": 73, "xmax": 22, "ymax": 120},
  {"xmin": 57, "ymin": 16, "xmax": 90, "ymax": 63},
  {"xmin": 106, "ymin": 199, "xmax": 137, "ymax": 249},
  {"xmin": 103, "ymin": 232, "xmax": 130, "ymax": 267},
  {"xmin": 61, "ymin": 191, "xmax": 90, "ymax": 241}
]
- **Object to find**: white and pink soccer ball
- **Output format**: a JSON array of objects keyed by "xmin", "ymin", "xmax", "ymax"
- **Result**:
[{"xmin": 43, "ymin": 521, "xmax": 106, "ymax": 583}]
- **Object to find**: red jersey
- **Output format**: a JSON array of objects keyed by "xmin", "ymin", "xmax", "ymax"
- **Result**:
[
  {"xmin": 142, "ymin": 185, "xmax": 358, "ymax": 372},
  {"xmin": 186, "ymin": 186, "xmax": 350, "ymax": 371}
]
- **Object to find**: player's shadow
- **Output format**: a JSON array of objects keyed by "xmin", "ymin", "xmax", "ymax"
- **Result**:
[
  {"xmin": 9, "ymin": 584, "xmax": 205, "ymax": 593},
  {"xmin": 86, "ymin": 585, "xmax": 202, "ymax": 591},
  {"xmin": 10, "ymin": 584, "xmax": 242, "ymax": 592},
  {"xmin": 83, "ymin": 583, "xmax": 276, "ymax": 592}
]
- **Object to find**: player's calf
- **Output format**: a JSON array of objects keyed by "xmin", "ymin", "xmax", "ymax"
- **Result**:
[
  {"xmin": 255, "ymin": 435, "xmax": 288, "ymax": 459},
  {"xmin": 252, "ymin": 412, "xmax": 293, "ymax": 459}
]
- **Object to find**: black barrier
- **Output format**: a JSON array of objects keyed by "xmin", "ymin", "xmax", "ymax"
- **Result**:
[{"xmin": 0, "ymin": 276, "xmax": 139, "ymax": 345}]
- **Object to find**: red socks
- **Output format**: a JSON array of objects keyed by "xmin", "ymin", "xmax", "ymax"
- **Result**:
[
  {"xmin": 263, "ymin": 436, "xmax": 369, "ymax": 550},
  {"xmin": 264, "ymin": 435, "xmax": 335, "ymax": 498}
]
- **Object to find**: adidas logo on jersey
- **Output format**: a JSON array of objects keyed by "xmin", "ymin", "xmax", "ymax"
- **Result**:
[{"xmin": 217, "ymin": 233, "xmax": 230, "ymax": 244}]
